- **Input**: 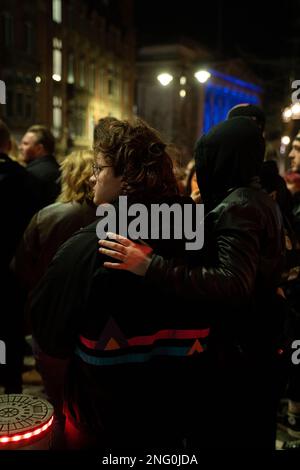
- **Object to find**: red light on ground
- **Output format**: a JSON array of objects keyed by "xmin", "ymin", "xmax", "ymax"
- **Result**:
[{"xmin": 0, "ymin": 416, "xmax": 53, "ymax": 445}]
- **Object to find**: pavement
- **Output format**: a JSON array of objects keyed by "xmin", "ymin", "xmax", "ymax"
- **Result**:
[{"xmin": 0, "ymin": 355, "xmax": 299, "ymax": 450}]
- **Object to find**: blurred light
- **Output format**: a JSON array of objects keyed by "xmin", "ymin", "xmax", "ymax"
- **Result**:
[
  {"xmin": 291, "ymin": 102, "xmax": 300, "ymax": 116},
  {"xmin": 157, "ymin": 73, "xmax": 173, "ymax": 86},
  {"xmin": 281, "ymin": 136, "xmax": 290, "ymax": 146},
  {"xmin": 180, "ymin": 76, "xmax": 186, "ymax": 85},
  {"xmin": 35, "ymin": 76, "xmax": 41, "ymax": 84},
  {"xmin": 194, "ymin": 70, "xmax": 211, "ymax": 84},
  {"xmin": 179, "ymin": 89, "xmax": 186, "ymax": 98},
  {"xmin": 52, "ymin": 74, "xmax": 61, "ymax": 82},
  {"xmin": 0, "ymin": 417, "xmax": 53, "ymax": 444},
  {"xmin": 282, "ymin": 107, "xmax": 292, "ymax": 121}
]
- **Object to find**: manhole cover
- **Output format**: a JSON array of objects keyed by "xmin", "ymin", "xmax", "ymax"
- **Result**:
[{"xmin": 0, "ymin": 395, "xmax": 53, "ymax": 436}]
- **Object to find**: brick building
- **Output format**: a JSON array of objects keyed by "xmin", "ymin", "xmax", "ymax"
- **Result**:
[{"xmin": 0, "ymin": 0, "xmax": 135, "ymax": 154}]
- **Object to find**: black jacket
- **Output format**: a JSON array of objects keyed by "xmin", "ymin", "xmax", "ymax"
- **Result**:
[
  {"xmin": 0, "ymin": 153, "xmax": 41, "ymax": 266},
  {"xmin": 26, "ymin": 155, "xmax": 60, "ymax": 206}
]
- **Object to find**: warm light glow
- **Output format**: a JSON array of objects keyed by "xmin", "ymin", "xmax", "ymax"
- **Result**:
[
  {"xmin": 0, "ymin": 416, "xmax": 53, "ymax": 445},
  {"xmin": 35, "ymin": 76, "xmax": 41, "ymax": 84},
  {"xmin": 157, "ymin": 73, "xmax": 173, "ymax": 86},
  {"xmin": 282, "ymin": 107, "xmax": 292, "ymax": 121},
  {"xmin": 179, "ymin": 89, "xmax": 186, "ymax": 98},
  {"xmin": 291, "ymin": 102, "xmax": 300, "ymax": 116},
  {"xmin": 281, "ymin": 136, "xmax": 290, "ymax": 146},
  {"xmin": 194, "ymin": 70, "xmax": 211, "ymax": 83},
  {"xmin": 52, "ymin": 74, "xmax": 61, "ymax": 82},
  {"xmin": 180, "ymin": 76, "xmax": 186, "ymax": 85}
]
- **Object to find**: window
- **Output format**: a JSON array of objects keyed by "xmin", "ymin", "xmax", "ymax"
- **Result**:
[
  {"xmin": 52, "ymin": 37, "xmax": 62, "ymax": 81},
  {"xmin": 79, "ymin": 60, "xmax": 85, "ymax": 87},
  {"xmin": 123, "ymin": 81, "xmax": 129, "ymax": 107},
  {"xmin": 88, "ymin": 63, "xmax": 95, "ymax": 92},
  {"xmin": 108, "ymin": 78, "xmax": 114, "ymax": 96},
  {"xmin": 25, "ymin": 96, "xmax": 32, "ymax": 119},
  {"xmin": 3, "ymin": 13, "xmax": 13, "ymax": 47},
  {"xmin": 25, "ymin": 22, "xmax": 33, "ymax": 54},
  {"xmin": 53, "ymin": 96, "xmax": 62, "ymax": 137},
  {"xmin": 67, "ymin": 54, "xmax": 75, "ymax": 84},
  {"xmin": 52, "ymin": 0, "xmax": 62, "ymax": 23},
  {"xmin": 16, "ymin": 93, "xmax": 23, "ymax": 116},
  {"xmin": 5, "ymin": 90, "xmax": 13, "ymax": 117}
]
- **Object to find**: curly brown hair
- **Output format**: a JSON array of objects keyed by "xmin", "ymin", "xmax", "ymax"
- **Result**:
[{"xmin": 93, "ymin": 117, "xmax": 179, "ymax": 202}]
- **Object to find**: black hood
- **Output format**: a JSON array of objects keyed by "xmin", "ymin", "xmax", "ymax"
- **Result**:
[{"xmin": 195, "ymin": 117, "xmax": 265, "ymax": 211}]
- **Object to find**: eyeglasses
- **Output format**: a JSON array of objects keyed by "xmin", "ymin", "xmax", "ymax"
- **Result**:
[{"xmin": 92, "ymin": 163, "xmax": 113, "ymax": 178}]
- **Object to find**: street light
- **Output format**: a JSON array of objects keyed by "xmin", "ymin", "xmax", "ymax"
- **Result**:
[
  {"xmin": 157, "ymin": 73, "xmax": 173, "ymax": 86},
  {"xmin": 282, "ymin": 107, "xmax": 292, "ymax": 121},
  {"xmin": 291, "ymin": 102, "xmax": 300, "ymax": 117},
  {"xmin": 194, "ymin": 70, "xmax": 211, "ymax": 84},
  {"xmin": 281, "ymin": 135, "xmax": 290, "ymax": 146}
]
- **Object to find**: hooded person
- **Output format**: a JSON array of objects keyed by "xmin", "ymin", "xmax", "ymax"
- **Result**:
[
  {"xmin": 227, "ymin": 103, "xmax": 266, "ymax": 132},
  {"xmin": 99, "ymin": 117, "xmax": 287, "ymax": 448}
]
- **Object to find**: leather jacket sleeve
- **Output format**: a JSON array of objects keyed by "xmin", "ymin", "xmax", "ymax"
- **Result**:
[{"xmin": 145, "ymin": 201, "xmax": 282, "ymax": 302}]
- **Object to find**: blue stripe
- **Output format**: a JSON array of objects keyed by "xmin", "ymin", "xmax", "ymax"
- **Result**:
[{"xmin": 75, "ymin": 345, "xmax": 194, "ymax": 366}]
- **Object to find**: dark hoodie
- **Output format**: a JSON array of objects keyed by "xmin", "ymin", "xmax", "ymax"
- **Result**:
[
  {"xmin": 144, "ymin": 117, "xmax": 286, "ymax": 448},
  {"xmin": 195, "ymin": 116, "xmax": 265, "ymax": 212}
]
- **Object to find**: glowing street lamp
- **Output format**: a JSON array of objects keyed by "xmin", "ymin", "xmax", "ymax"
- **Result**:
[
  {"xmin": 52, "ymin": 74, "xmax": 61, "ymax": 82},
  {"xmin": 194, "ymin": 70, "xmax": 211, "ymax": 84},
  {"xmin": 282, "ymin": 107, "xmax": 292, "ymax": 121},
  {"xmin": 281, "ymin": 136, "xmax": 290, "ymax": 146},
  {"xmin": 291, "ymin": 102, "xmax": 300, "ymax": 117},
  {"xmin": 157, "ymin": 73, "xmax": 173, "ymax": 86}
]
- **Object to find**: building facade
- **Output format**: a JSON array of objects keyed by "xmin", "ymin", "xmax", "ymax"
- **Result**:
[
  {"xmin": 137, "ymin": 43, "xmax": 262, "ymax": 164},
  {"xmin": 0, "ymin": 0, "xmax": 135, "ymax": 154}
]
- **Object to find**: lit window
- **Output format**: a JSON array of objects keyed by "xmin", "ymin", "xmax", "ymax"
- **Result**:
[
  {"xmin": 79, "ymin": 60, "xmax": 85, "ymax": 87},
  {"xmin": 89, "ymin": 63, "xmax": 95, "ymax": 92},
  {"xmin": 53, "ymin": 95, "xmax": 62, "ymax": 137},
  {"xmin": 67, "ymin": 54, "xmax": 75, "ymax": 84},
  {"xmin": 52, "ymin": 37, "xmax": 62, "ymax": 81},
  {"xmin": 52, "ymin": 0, "xmax": 62, "ymax": 23}
]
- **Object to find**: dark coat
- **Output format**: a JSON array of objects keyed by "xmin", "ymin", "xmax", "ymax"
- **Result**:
[
  {"xmin": 26, "ymin": 155, "xmax": 61, "ymax": 206},
  {"xmin": 30, "ymin": 197, "xmax": 207, "ymax": 448},
  {"xmin": 13, "ymin": 200, "xmax": 96, "ymax": 291}
]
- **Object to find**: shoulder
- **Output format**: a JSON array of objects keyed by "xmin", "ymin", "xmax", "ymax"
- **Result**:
[
  {"xmin": 212, "ymin": 187, "xmax": 282, "ymax": 232},
  {"xmin": 49, "ymin": 219, "xmax": 99, "ymax": 268}
]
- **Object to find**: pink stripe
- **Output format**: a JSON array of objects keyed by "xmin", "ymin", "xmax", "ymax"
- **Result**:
[
  {"xmin": 79, "ymin": 328, "xmax": 210, "ymax": 350},
  {"xmin": 128, "ymin": 329, "xmax": 210, "ymax": 346}
]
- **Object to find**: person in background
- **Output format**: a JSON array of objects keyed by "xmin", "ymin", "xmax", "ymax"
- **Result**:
[
  {"xmin": 287, "ymin": 132, "xmax": 300, "ymax": 241},
  {"xmin": 227, "ymin": 103, "xmax": 266, "ymax": 132},
  {"xmin": 0, "ymin": 119, "xmax": 40, "ymax": 393},
  {"xmin": 19, "ymin": 125, "xmax": 60, "ymax": 206},
  {"xmin": 13, "ymin": 150, "xmax": 97, "ymax": 292}
]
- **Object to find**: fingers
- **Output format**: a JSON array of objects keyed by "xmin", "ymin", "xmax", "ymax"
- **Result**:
[
  {"xmin": 106, "ymin": 232, "xmax": 131, "ymax": 247},
  {"xmin": 99, "ymin": 239, "xmax": 127, "ymax": 255},
  {"xmin": 103, "ymin": 261, "xmax": 125, "ymax": 270},
  {"xmin": 99, "ymin": 247, "xmax": 125, "ymax": 261}
]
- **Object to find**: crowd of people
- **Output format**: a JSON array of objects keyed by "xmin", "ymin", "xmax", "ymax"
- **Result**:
[{"xmin": 0, "ymin": 104, "xmax": 300, "ymax": 449}]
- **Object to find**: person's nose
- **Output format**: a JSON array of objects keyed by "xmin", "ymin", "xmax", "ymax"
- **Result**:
[
  {"xmin": 89, "ymin": 174, "xmax": 96, "ymax": 186},
  {"xmin": 289, "ymin": 149, "xmax": 295, "ymax": 158}
]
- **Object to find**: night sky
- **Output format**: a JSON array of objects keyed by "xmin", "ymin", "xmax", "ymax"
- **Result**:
[{"xmin": 134, "ymin": 0, "xmax": 298, "ymax": 76}]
